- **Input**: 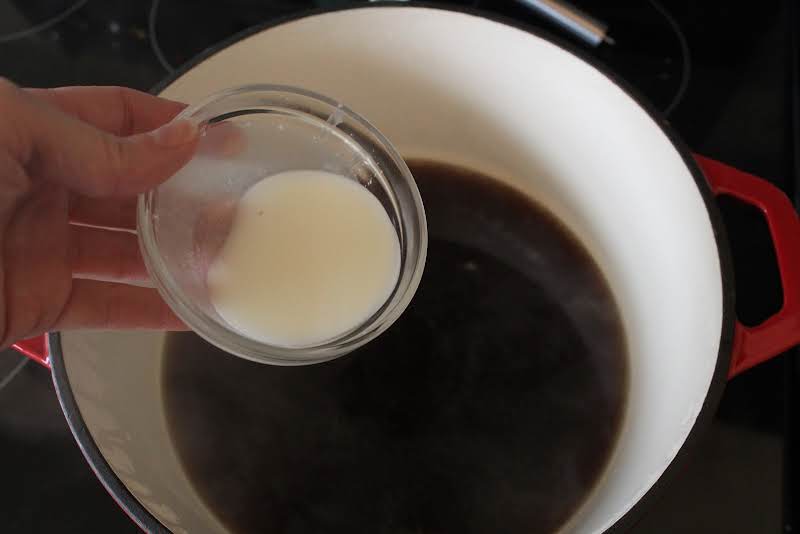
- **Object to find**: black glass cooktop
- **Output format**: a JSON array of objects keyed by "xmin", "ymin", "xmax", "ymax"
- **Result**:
[{"xmin": 0, "ymin": 1, "xmax": 796, "ymax": 532}]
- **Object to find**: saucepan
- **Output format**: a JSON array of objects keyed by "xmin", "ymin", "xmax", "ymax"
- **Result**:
[{"xmin": 12, "ymin": 5, "xmax": 800, "ymax": 533}]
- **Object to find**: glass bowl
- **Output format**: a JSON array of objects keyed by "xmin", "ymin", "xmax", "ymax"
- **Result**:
[{"xmin": 138, "ymin": 85, "xmax": 427, "ymax": 365}]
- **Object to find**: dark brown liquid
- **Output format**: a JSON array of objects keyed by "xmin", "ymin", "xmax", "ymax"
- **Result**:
[{"xmin": 162, "ymin": 161, "xmax": 628, "ymax": 534}]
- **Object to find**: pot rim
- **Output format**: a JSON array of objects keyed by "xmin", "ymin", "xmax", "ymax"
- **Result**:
[{"xmin": 48, "ymin": 3, "xmax": 736, "ymax": 532}]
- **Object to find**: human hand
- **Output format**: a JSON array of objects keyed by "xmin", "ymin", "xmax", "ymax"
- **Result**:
[{"xmin": 0, "ymin": 80, "xmax": 199, "ymax": 348}]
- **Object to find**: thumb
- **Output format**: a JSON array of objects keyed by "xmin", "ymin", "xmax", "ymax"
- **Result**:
[{"xmin": 1, "ymin": 80, "xmax": 198, "ymax": 197}]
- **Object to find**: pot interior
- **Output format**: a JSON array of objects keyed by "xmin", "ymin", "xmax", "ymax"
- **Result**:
[{"xmin": 58, "ymin": 7, "xmax": 726, "ymax": 533}]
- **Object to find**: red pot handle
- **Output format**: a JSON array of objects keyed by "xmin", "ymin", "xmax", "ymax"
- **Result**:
[
  {"xmin": 11, "ymin": 335, "xmax": 50, "ymax": 368},
  {"xmin": 695, "ymin": 154, "xmax": 800, "ymax": 378}
]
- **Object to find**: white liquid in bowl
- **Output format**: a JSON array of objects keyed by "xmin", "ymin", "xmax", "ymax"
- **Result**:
[{"xmin": 207, "ymin": 170, "xmax": 401, "ymax": 348}]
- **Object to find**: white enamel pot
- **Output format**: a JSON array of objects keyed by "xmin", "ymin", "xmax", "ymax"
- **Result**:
[{"xmin": 13, "ymin": 5, "xmax": 800, "ymax": 533}]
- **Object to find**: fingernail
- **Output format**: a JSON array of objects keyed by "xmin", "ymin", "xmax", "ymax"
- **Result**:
[
  {"xmin": 152, "ymin": 119, "xmax": 198, "ymax": 148},
  {"xmin": 219, "ymin": 128, "xmax": 246, "ymax": 157}
]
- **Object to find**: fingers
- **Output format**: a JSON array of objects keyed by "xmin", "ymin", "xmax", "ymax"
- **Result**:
[
  {"xmin": 55, "ymin": 279, "xmax": 187, "ymax": 331},
  {"xmin": 193, "ymin": 195, "xmax": 237, "ymax": 272},
  {"xmin": 0, "ymin": 78, "xmax": 198, "ymax": 197},
  {"xmin": 0, "ymin": 181, "xmax": 71, "ymax": 347},
  {"xmin": 70, "ymin": 225, "xmax": 147, "ymax": 282},
  {"xmin": 27, "ymin": 86, "xmax": 247, "ymax": 158},
  {"xmin": 200, "ymin": 121, "xmax": 247, "ymax": 158},
  {"xmin": 70, "ymin": 195, "xmax": 138, "ymax": 230},
  {"xmin": 26, "ymin": 86, "xmax": 186, "ymax": 136},
  {"xmin": 67, "ymin": 121, "xmax": 248, "ymax": 231}
]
